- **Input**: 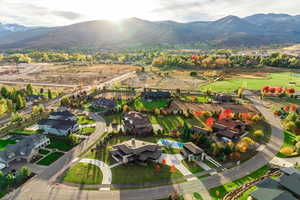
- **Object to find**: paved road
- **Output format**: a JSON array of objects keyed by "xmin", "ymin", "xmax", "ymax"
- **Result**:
[{"xmin": 3, "ymin": 90, "xmax": 284, "ymax": 200}]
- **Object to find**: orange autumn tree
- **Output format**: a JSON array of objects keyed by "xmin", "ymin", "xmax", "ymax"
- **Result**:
[
  {"xmin": 170, "ymin": 165, "xmax": 177, "ymax": 173},
  {"xmin": 206, "ymin": 117, "xmax": 215, "ymax": 128},
  {"xmin": 162, "ymin": 159, "xmax": 167, "ymax": 166},
  {"xmin": 219, "ymin": 109, "xmax": 233, "ymax": 120},
  {"xmin": 155, "ymin": 164, "xmax": 161, "ymax": 173}
]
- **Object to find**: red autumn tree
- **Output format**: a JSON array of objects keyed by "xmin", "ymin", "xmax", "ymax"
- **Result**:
[
  {"xmin": 170, "ymin": 165, "xmax": 177, "ymax": 173},
  {"xmin": 162, "ymin": 159, "xmax": 167, "ymax": 166},
  {"xmin": 283, "ymin": 106, "xmax": 289, "ymax": 112},
  {"xmin": 275, "ymin": 87, "xmax": 283, "ymax": 93},
  {"xmin": 194, "ymin": 110, "xmax": 203, "ymax": 117},
  {"xmin": 206, "ymin": 117, "xmax": 214, "ymax": 128},
  {"xmin": 219, "ymin": 109, "xmax": 233, "ymax": 120},
  {"xmin": 269, "ymin": 87, "xmax": 276, "ymax": 93},
  {"xmin": 290, "ymin": 104, "xmax": 296, "ymax": 112},
  {"xmin": 286, "ymin": 88, "xmax": 295, "ymax": 95},
  {"xmin": 262, "ymin": 86, "xmax": 270, "ymax": 93}
]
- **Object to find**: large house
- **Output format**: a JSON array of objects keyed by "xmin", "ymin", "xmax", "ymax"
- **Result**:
[
  {"xmin": 250, "ymin": 172, "xmax": 300, "ymax": 200},
  {"xmin": 38, "ymin": 110, "xmax": 78, "ymax": 136},
  {"xmin": 123, "ymin": 111, "xmax": 153, "ymax": 134},
  {"xmin": 0, "ymin": 135, "xmax": 50, "ymax": 169},
  {"xmin": 92, "ymin": 98, "xmax": 116, "ymax": 110},
  {"xmin": 213, "ymin": 119, "xmax": 246, "ymax": 141},
  {"xmin": 111, "ymin": 138, "xmax": 162, "ymax": 164},
  {"xmin": 141, "ymin": 91, "xmax": 171, "ymax": 101},
  {"xmin": 181, "ymin": 142, "xmax": 207, "ymax": 162}
]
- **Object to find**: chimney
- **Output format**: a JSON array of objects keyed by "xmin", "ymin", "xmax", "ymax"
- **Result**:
[{"xmin": 131, "ymin": 138, "xmax": 136, "ymax": 147}]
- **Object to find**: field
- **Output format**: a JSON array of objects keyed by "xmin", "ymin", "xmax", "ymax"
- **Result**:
[
  {"xmin": 63, "ymin": 163, "xmax": 103, "ymax": 185},
  {"xmin": 111, "ymin": 162, "xmax": 183, "ymax": 185},
  {"xmin": 36, "ymin": 152, "xmax": 64, "ymax": 166},
  {"xmin": 202, "ymin": 72, "xmax": 300, "ymax": 92},
  {"xmin": 0, "ymin": 138, "xmax": 16, "ymax": 150},
  {"xmin": 0, "ymin": 63, "xmax": 136, "ymax": 87}
]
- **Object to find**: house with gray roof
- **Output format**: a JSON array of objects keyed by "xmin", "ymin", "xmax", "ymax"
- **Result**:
[
  {"xmin": 38, "ymin": 118, "xmax": 79, "ymax": 136},
  {"xmin": 181, "ymin": 142, "xmax": 207, "ymax": 162},
  {"xmin": 111, "ymin": 138, "xmax": 162, "ymax": 164},
  {"xmin": 0, "ymin": 135, "xmax": 50, "ymax": 169},
  {"xmin": 250, "ymin": 173, "xmax": 300, "ymax": 200},
  {"xmin": 49, "ymin": 110, "xmax": 76, "ymax": 121}
]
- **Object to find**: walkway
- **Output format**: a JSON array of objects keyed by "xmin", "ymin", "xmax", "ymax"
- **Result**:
[{"xmin": 79, "ymin": 158, "xmax": 112, "ymax": 189}]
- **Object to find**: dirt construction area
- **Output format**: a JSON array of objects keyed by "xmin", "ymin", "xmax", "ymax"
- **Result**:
[{"xmin": 0, "ymin": 63, "xmax": 137, "ymax": 87}]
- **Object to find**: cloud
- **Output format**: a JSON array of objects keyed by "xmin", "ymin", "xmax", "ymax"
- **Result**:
[{"xmin": 52, "ymin": 11, "xmax": 82, "ymax": 20}]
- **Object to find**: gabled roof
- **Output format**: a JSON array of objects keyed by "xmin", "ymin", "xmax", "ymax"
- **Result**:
[
  {"xmin": 38, "ymin": 119, "xmax": 76, "ymax": 130},
  {"xmin": 183, "ymin": 142, "xmax": 204, "ymax": 154},
  {"xmin": 279, "ymin": 173, "xmax": 300, "ymax": 196},
  {"xmin": 191, "ymin": 126, "xmax": 210, "ymax": 134}
]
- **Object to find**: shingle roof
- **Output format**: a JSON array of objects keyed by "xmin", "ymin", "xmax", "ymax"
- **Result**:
[
  {"xmin": 183, "ymin": 142, "xmax": 204, "ymax": 154},
  {"xmin": 0, "ymin": 135, "xmax": 49, "ymax": 163},
  {"xmin": 50, "ymin": 110, "xmax": 75, "ymax": 118},
  {"xmin": 38, "ymin": 119, "xmax": 76, "ymax": 130},
  {"xmin": 279, "ymin": 173, "xmax": 300, "ymax": 196}
]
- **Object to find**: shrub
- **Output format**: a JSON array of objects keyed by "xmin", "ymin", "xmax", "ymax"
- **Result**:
[
  {"xmin": 242, "ymin": 137, "xmax": 255, "ymax": 146},
  {"xmin": 279, "ymin": 147, "xmax": 295, "ymax": 156},
  {"xmin": 253, "ymin": 130, "xmax": 264, "ymax": 140},
  {"xmin": 285, "ymin": 121, "xmax": 296, "ymax": 132},
  {"xmin": 236, "ymin": 141, "xmax": 249, "ymax": 153},
  {"xmin": 190, "ymin": 71, "xmax": 197, "ymax": 77}
]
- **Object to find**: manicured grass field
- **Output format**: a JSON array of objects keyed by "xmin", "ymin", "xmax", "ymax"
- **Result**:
[
  {"xmin": 47, "ymin": 137, "xmax": 74, "ymax": 152},
  {"xmin": 79, "ymin": 127, "xmax": 96, "ymax": 135},
  {"xmin": 181, "ymin": 160, "xmax": 205, "ymax": 174},
  {"xmin": 77, "ymin": 115, "xmax": 95, "ymax": 125},
  {"xmin": 0, "ymin": 138, "xmax": 16, "ymax": 150},
  {"xmin": 133, "ymin": 98, "xmax": 169, "ymax": 110},
  {"xmin": 36, "ymin": 152, "xmax": 64, "ymax": 166},
  {"xmin": 276, "ymin": 131, "xmax": 297, "ymax": 158},
  {"xmin": 180, "ymin": 95, "xmax": 212, "ymax": 103},
  {"xmin": 209, "ymin": 165, "xmax": 270, "ymax": 200},
  {"xmin": 8, "ymin": 129, "xmax": 42, "ymax": 135},
  {"xmin": 149, "ymin": 115, "xmax": 204, "ymax": 131},
  {"xmin": 202, "ymin": 73, "xmax": 300, "ymax": 92},
  {"xmin": 63, "ymin": 163, "xmax": 103, "ymax": 185},
  {"xmin": 39, "ymin": 149, "xmax": 50, "ymax": 155},
  {"xmin": 111, "ymin": 162, "xmax": 183, "ymax": 185}
]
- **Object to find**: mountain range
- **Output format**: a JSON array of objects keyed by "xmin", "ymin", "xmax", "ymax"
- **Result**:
[{"xmin": 1, "ymin": 13, "xmax": 300, "ymax": 50}]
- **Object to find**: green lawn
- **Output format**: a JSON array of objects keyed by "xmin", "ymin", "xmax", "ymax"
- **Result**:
[
  {"xmin": 202, "ymin": 73, "xmax": 300, "ymax": 92},
  {"xmin": 180, "ymin": 95, "xmax": 212, "ymax": 103},
  {"xmin": 39, "ymin": 149, "xmax": 50, "ymax": 155},
  {"xmin": 117, "ymin": 99, "xmax": 127, "ymax": 106},
  {"xmin": 111, "ymin": 162, "xmax": 183, "ymax": 185},
  {"xmin": 77, "ymin": 115, "xmax": 95, "ymax": 125},
  {"xmin": 36, "ymin": 152, "xmax": 64, "ymax": 166},
  {"xmin": 209, "ymin": 165, "xmax": 270, "ymax": 200},
  {"xmin": 79, "ymin": 127, "xmax": 96, "ymax": 135},
  {"xmin": 8, "ymin": 129, "xmax": 42, "ymax": 135},
  {"xmin": 63, "ymin": 163, "xmax": 103, "ymax": 185},
  {"xmin": 236, "ymin": 186, "xmax": 257, "ymax": 200},
  {"xmin": 102, "ymin": 113, "xmax": 123, "ymax": 125},
  {"xmin": 47, "ymin": 137, "xmax": 74, "ymax": 152},
  {"xmin": 276, "ymin": 131, "xmax": 297, "ymax": 158},
  {"xmin": 149, "ymin": 115, "xmax": 204, "ymax": 132},
  {"xmin": 181, "ymin": 160, "xmax": 205, "ymax": 174},
  {"xmin": 133, "ymin": 98, "xmax": 169, "ymax": 110},
  {"xmin": 0, "ymin": 138, "xmax": 16, "ymax": 150}
]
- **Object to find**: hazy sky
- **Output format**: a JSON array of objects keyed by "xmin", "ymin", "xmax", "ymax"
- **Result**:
[{"xmin": 0, "ymin": 0, "xmax": 300, "ymax": 26}]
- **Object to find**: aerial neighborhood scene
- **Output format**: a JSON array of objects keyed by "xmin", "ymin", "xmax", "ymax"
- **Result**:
[{"xmin": 1, "ymin": 0, "xmax": 300, "ymax": 200}]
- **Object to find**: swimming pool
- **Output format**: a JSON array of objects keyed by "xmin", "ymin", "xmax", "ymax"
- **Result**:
[{"xmin": 157, "ymin": 139, "xmax": 184, "ymax": 149}]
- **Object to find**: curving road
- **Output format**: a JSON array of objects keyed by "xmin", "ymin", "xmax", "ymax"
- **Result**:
[{"xmin": 3, "ymin": 91, "xmax": 284, "ymax": 200}]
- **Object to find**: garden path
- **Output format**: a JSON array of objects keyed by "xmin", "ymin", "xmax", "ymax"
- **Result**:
[{"xmin": 79, "ymin": 158, "xmax": 112, "ymax": 186}]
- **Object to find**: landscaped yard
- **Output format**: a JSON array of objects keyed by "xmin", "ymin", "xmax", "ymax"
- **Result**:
[
  {"xmin": 47, "ymin": 137, "xmax": 75, "ymax": 152},
  {"xmin": 276, "ymin": 131, "xmax": 297, "ymax": 158},
  {"xmin": 149, "ymin": 114, "xmax": 205, "ymax": 132},
  {"xmin": 111, "ymin": 162, "xmax": 183, "ymax": 185},
  {"xmin": 180, "ymin": 95, "xmax": 212, "ymax": 103},
  {"xmin": 63, "ymin": 162, "xmax": 103, "ymax": 185},
  {"xmin": 39, "ymin": 149, "xmax": 50, "ymax": 155},
  {"xmin": 36, "ymin": 152, "xmax": 64, "ymax": 166},
  {"xmin": 181, "ymin": 160, "xmax": 205, "ymax": 174},
  {"xmin": 77, "ymin": 114, "xmax": 95, "ymax": 125},
  {"xmin": 202, "ymin": 73, "xmax": 300, "ymax": 92},
  {"xmin": 79, "ymin": 127, "xmax": 96, "ymax": 135},
  {"xmin": 133, "ymin": 98, "xmax": 169, "ymax": 110},
  {"xmin": 209, "ymin": 165, "xmax": 270, "ymax": 200},
  {"xmin": 0, "ymin": 138, "xmax": 16, "ymax": 150}
]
